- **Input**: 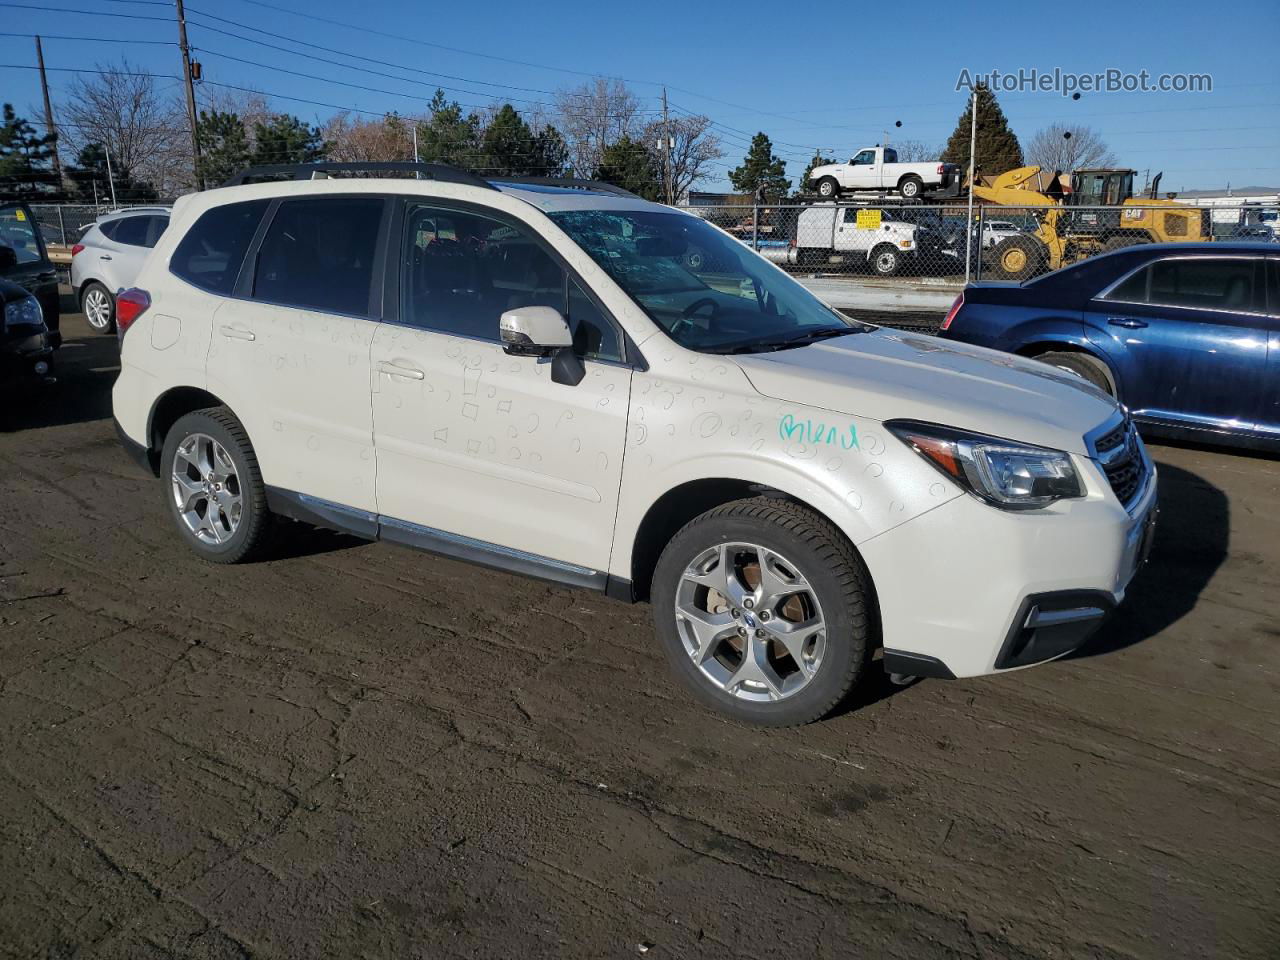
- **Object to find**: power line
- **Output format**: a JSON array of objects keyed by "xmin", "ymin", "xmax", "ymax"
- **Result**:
[
  {"xmin": 0, "ymin": 2, "xmax": 171, "ymax": 20},
  {"xmin": 0, "ymin": 32, "xmax": 175, "ymax": 45}
]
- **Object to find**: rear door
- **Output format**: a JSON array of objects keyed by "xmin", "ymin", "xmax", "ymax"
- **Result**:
[
  {"xmin": 205, "ymin": 195, "xmax": 388, "ymax": 512},
  {"xmin": 1085, "ymin": 254, "xmax": 1268, "ymax": 432},
  {"xmin": 99, "ymin": 214, "xmax": 159, "ymax": 291}
]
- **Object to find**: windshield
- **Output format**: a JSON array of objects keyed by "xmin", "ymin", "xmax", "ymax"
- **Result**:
[
  {"xmin": 0, "ymin": 205, "xmax": 42, "ymax": 269},
  {"xmin": 549, "ymin": 209, "xmax": 867, "ymax": 353}
]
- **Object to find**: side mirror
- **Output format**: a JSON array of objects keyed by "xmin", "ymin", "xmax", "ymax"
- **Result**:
[{"xmin": 500, "ymin": 306, "xmax": 572, "ymax": 357}]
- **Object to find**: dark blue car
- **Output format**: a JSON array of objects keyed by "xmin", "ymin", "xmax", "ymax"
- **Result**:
[{"xmin": 937, "ymin": 243, "xmax": 1279, "ymax": 451}]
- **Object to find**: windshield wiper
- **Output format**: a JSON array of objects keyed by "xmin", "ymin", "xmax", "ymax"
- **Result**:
[{"xmin": 723, "ymin": 328, "xmax": 862, "ymax": 354}]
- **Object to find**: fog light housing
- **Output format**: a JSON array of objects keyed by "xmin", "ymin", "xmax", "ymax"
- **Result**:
[{"xmin": 34, "ymin": 360, "xmax": 50, "ymax": 376}]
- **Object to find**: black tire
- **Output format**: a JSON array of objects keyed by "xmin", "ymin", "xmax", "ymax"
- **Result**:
[
  {"xmin": 160, "ymin": 406, "xmax": 274, "ymax": 564},
  {"xmin": 816, "ymin": 177, "xmax": 841, "ymax": 200},
  {"xmin": 870, "ymin": 244, "xmax": 901, "ymax": 276},
  {"xmin": 990, "ymin": 234, "xmax": 1046, "ymax": 281},
  {"xmin": 1034, "ymin": 351, "xmax": 1115, "ymax": 396},
  {"xmin": 80, "ymin": 281, "xmax": 116, "ymax": 334},
  {"xmin": 651, "ymin": 497, "xmax": 874, "ymax": 726},
  {"xmin": 898, "ymin": 175, "xmax": 924, "ymax": 199}
]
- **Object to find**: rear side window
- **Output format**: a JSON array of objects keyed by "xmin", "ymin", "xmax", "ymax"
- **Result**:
[
  {"xmin": 112, "ymin": 215, "xmax": 151, "ymax": 247},
  {"xmin": 252, "ymin": 197, "xmax": 384, "ymax": 317},
  {"xmin": 1148, "ymin": 258, "xmax": 1258, "ymax": 312},
  {"xmin": 97, "ymin": 219, "xmax": 120, "ymax": 241},
  {"xmin": 171, "ymin": 199, "xmax": 270, "ymax": 295}
]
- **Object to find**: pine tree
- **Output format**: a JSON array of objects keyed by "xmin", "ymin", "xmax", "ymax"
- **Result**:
[
  {"xmin": 942, "ymin": 82, "xmax": 1023, "ymax": 178},
  {"xmin": 0, "ymin": 104, "xmax": 62, "ymax": 201},
  {"xmin": 195, "ymin": 109, "xmax": 251, "ymax": 187},
  {"xmin": 250, "ymin": 114, "xmax": 325, "ymax": 166},
  {"xmin": 64, "ymin": 144, "xmax": 158, "ymax": 203},
  {"xmin": 594, "ymin": 135, "xmax": 660, "ymax": 200},
  {"xmin": 417, "ymin": 90, "xmax": 481, "ymax": 170},
  {"xmin": 482, "ymin": 104, "xmax": 537, "ymax": 176},
  {"xmin": 729, "ymin": 133, "xmax": 790, "ymax": 201}
]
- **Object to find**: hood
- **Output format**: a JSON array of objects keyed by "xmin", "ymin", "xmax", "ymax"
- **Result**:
[
  {"xmin": 808, "ymin": 163, "xmax": 841, "ymax": 178},
  {"xmin": 733, "ymin": 328, "xmax": 1119, "ymax": 455}
]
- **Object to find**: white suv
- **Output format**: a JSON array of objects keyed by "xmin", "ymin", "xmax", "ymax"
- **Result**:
[
  {"xmin": 112, "ymin": 164, "xmax": 1157, "ymax": 726},
  {"xmin": 71, "ymin": 206, "xmax": 171, "ymax": 334}
]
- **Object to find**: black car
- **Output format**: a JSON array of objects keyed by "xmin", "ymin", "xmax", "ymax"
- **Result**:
[
  {"xmin": 0, "ymin": 201, "xmax": 61, "ymax": 348},
  {"xmin": 0, "ymin": 276, "xmax": 54, "ymax": 386}
]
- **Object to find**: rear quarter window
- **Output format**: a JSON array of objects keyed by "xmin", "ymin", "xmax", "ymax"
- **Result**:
[{"xmin": 170, "ymin": 200, "xmax": 270, "ymax": 295}]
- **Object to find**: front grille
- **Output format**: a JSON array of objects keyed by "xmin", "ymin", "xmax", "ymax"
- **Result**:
[{"xmin": 1091, "ymin": 418, "xmax": 1148, "ymax": 509}]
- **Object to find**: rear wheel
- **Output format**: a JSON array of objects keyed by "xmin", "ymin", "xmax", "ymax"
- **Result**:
[
  {"xmin": 816, "ymin": 177, "xmax": 841, "ymax": 199},
  {"xmin": 651, "ymin": 497, "xmax": 873, "ymax": 726},
  {"xmin": 990, "ymin": 235, "xmax": 1046, "ymax": 281},
  {"xmin": 1034, "ymin": 351, "xmax": 1115, "ymax": 396},
  {"xmin": 80, "ymin": 281, "xmax": 115, "ymax": 334},
  {"xmin": 160, "ymin": 407, "xmax": 273, "ymax": 564},
  {"xmin": 898, "ymin": 175, "xmax": 923, "ymax": 199}
]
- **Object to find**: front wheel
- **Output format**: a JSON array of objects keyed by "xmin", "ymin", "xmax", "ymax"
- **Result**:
[
  {"xmin": 160, "ymin": 407, "xmax": 274, "ymax": 564},
  {"xmin": 80, "ymin": 281, "xmax": 115, "ymax": 334},
  {"xmin": 651, "ymin": 497, "xmax": 873, "ymax": 726},
  {"xmin": 816, "ymin": 177, "xmax": 841, "ymax": 199},
  {"xmin": 990, "ymin": 235, "xmax": 1046, "ymax": 281},
  {"xmin": 870, "ymin": 244, "xmax": 901, "ymax": 276},
  {"xmin": 1034, "ymin": 351, "xmax": 1115, "ymax": 396}
]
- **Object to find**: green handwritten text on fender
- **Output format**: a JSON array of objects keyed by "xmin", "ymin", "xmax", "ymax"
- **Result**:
[{"xmin": 778, "ymin": 413, "xmax": 860, "ymax": 450}]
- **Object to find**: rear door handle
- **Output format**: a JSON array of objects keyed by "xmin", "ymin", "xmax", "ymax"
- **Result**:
[
  {"xmin": 377, "ymin": 360, "xmax": 425, "ymax": 380},
  {"xmin": 1108, "ymin": 317, "xmax": 1148, "ymax": 329},
  {"xmin": 99, "ymin": 254, "xmax": 112, "ymax": 261},
  {"xmin": 219, "ymin": 324, "xmax": 255, "ymax": 341}
]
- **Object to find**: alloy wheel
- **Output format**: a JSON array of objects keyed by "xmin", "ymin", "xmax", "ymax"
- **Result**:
[
  {"xmin": 84, "ymin": 287, "xmax": 112, "ymax": 331},
  {"xmin": 674, "ymin": 542, "xmax": 827, "ymax": 702},
  {"xmin": 171, "ymin": 432, "xmax": 243, "ymax": 544}
]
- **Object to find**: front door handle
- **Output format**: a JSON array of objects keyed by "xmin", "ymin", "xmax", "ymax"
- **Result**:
[
  {"xmin": 99, "ymin": 254, "xmax": 112, "ymax": 261},
  {"xmin": 219, "ymin": 324, "xmax": 255, "ymax": 341},
  {"xmin": 377, "ymin": 360, "xmax": 425, "ymax": 380},
  {"xmin": 1108, "ymin": 317, "xmax": 1148, "ymax": 329}
]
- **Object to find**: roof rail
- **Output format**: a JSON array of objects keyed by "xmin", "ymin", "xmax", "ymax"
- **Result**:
[
  {"xmin": 222, "ymin": 162, "xmax": 497, "ymax": 190},
  {"xmin": 492, "ymin": 176, "xmax": 642, "ymax": 199}
]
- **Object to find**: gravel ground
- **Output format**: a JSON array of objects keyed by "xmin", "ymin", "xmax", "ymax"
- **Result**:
[{"xmin": 1, "ymin": 308, "xmax": 1277, "ymax": 959}]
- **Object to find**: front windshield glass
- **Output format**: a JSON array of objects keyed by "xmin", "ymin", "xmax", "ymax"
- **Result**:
[
  {"xmin": 0, "ymin": 206, "xmax": 42, "ymax": 268},
  {"xmin": 549, "ymin": 209, "xmax": 868, "ymax": 353}
]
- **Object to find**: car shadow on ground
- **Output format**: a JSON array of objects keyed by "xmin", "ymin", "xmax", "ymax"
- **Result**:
[{"xmin": 1071, "ymin": 460, "xmax": 1230, "ymax": 660}]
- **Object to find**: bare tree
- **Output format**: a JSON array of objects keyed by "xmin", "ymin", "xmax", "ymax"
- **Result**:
[
  {"xmin": 62, "ymin": 60, "xmax": 186, "ymax": 193},
  {"xmin": 323, "ymin": 112, "xmax": 413, "ymax": 163},
  {"xmin": 1027, "ymin": 124, "xmax": 1116, "ymax": 175},
  {"xmin": 554, "ymin": 78, "xmax": 644, "ymax": 177},
  {"xmin": 643, "ymin": 113, "xmax": 722, "ymax": 202},
  {"xmin": 888, "ymin": 139, "xmax": 940, "ymax": 162}
]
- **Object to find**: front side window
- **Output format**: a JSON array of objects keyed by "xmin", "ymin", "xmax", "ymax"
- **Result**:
[
  {"xmin": 401, "ymin": 203, "xmax": 622, "ymax": 362},
  {"xmin": 0, "ymin": 205, "xmax": 42, "ymax": 267},
  {"xmin": 550, "ymin": 209, "xmax": 867, "ymax": 354},
  {"xmin": 253, "ymin": 197, "xmax": 383, "ymax": 316},
  {"xmin": 851, "ymin": 150, "xmax": 875, "ymax": 166},
  {"xmin": 1148, "ymin": 258, "xmax": 1257, "ymax": 312},
  {"xmin": 170, "ymin": 199, "xmax": 270, "ymax": 295}
]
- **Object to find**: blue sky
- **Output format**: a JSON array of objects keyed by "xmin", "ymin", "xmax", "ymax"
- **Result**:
[{"xmin": 3, "ymin": 0, "xmax": 1278, "ymax": 191}]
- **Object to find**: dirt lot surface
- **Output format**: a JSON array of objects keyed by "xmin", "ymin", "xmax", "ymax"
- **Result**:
[{"xmin": 2, "ymin": 309, "xmax": 1278, "ymax": 959}]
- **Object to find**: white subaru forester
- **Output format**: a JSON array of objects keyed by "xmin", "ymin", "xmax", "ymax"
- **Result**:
[{"xmin": 112, "ymin": 164, "xmax": 1157, "ymax": 726}]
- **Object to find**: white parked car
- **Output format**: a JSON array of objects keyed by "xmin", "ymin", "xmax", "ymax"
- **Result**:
[
  {"xmin": 791, "ymin": 204, "xmax": 920, "ymax": 275},
  {"xmin": 809, "ymin": 147, "xmax": 960, "ymax": 200},
  {"xmin": 112, "ymin": 165, "xmax": 1156, "ymax": 726},
  {"xmin": 982, "ymin": 219, "xmax": 1023, "ymax": 248},
  {"xmin": 71, "ymin": 207, "xmax": 170, "ymax": 333}
]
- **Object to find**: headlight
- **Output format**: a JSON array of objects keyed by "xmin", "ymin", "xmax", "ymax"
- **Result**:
[
  {"xmin": 887, "ymin": 421, "xmax": 1084, "ymax": 510},
  {"xmin": 3, "ymin": 295, "xmax": 44, "ymax": 331}
]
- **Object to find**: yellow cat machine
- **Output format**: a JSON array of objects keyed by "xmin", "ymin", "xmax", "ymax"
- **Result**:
[{"xmin": 974, "ymin": 167, "xmax": 1211, "ymax": 280}]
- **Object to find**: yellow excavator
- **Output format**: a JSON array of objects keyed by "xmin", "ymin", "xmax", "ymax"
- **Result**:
[{"xmin": 974, "ymin": 166, "xmax": 1211, "ymax": 280}]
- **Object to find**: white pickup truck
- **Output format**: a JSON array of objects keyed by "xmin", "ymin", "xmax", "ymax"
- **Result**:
[{"xmin": 809, "ymin": 147, "xmax": 959, "ymax": 200}]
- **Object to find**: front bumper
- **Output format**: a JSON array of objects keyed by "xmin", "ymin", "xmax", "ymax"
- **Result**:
[
  {"xmin": 0, "ymin": 327, "xmax": 54, "ymax": 381},
  {"xmin": 864, "ymin": 461, "xmax": 1158, "ymax": 679}
]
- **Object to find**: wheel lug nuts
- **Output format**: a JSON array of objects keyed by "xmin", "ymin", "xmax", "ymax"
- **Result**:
[
  {"xmin": 743, "ymin": 598, "xmax": 754, "ymax": 609},
  {"xmin": 730, "ymin": 608, "xmax": 740, "ymax": 619},
  {"xmin": 759, "ymin": 611, "xmax": 771, "ymax": 621},
  {"xmin": 755, "ymin": 629, "xmax": 766, "ymax": 638},
  {"xmin": 737, "ymin": 627, "xmax": 747, "ymax": 637}
]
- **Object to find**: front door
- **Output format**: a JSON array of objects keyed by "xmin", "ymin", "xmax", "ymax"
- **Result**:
[
  {"xmin": 205, "ymin": 195, "xmax": 387, "ymax": 512},
  {"xmin": 847, "ymin": 150, "xmax": 877, "ymax": 189},
  {"xmin": 1085, "ymin": 255, "xmax": 1268, "ymax": 432},
  {"xmin": 370, "ymin": 200, "xmax": 632, "ymax": 572}
]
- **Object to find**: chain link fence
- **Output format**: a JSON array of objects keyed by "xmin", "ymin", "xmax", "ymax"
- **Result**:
[{"xmin": 683, "ymin": 201, "xmax": 1280, "ymax": 286}]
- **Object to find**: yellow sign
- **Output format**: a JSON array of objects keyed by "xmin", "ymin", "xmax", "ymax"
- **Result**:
[
  {"xmin": 14, "ymin": 209, "xmax": 26, "ymax": 221},
  {"xmin": 855, "ymin": 209, "xmax": 881, "ymax": 230}
]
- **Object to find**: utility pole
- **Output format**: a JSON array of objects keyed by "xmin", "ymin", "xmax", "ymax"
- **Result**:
[
  {"xmin": 662, "ymin": 87, "xmax": 673, "ymax": 205},
  {"xmin": 34, "ymin": 36, "xmax": 62, "ymax": 184},
  {"xmin": 963, "ymin": 88, "xmax": 977, "ymax": 284},
  {"xmin": 175, "ymin": 0, "xmax": 202, "ymax": 188}
]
